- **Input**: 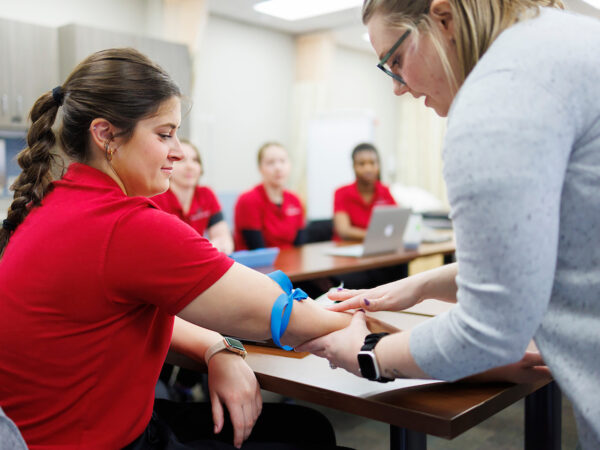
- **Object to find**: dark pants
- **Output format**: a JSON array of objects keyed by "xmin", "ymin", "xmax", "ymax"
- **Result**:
[{"xmin": 124, "ymin": 399, "xmax": 353, "ymax": 450}]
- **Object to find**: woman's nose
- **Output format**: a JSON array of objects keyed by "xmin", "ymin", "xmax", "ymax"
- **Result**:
[{"xmin": 169, "ymin": 138, "xmax": 184, "ymax": 161}]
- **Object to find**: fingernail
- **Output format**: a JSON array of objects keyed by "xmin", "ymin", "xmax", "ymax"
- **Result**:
[
  {"xmin": 337, "ymin": 287, "xmax": 343, "ymax": 291},
  {"xmin": 364, "ymin": 298, "xmax": 370, "ymax": 306}
]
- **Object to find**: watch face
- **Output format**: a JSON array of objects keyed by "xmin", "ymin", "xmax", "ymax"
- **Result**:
[
  {"xmin": 357, "ymin": 352, "xmax": 377, "ymax": 380},
  {"xmin": 224, "ymin": 337, "xmax": 246, "ymax": 354}
]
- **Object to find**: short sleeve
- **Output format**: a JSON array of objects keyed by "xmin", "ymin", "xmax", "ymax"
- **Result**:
[
  {"xmin": 202, "ymin": 187, "xmax": 222, "ymax": 216},
  {"xmin": 235, "ymin": 191, "xmax": 263, "ymax": 231},
  {"xmin": 103, "ymin": 205, "xmax": 234, "ymax": 315}
]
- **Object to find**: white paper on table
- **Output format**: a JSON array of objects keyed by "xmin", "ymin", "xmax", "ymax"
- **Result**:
[{"xmin": 247, "ymin": 351, "xmax": 442, "ymax": 398}]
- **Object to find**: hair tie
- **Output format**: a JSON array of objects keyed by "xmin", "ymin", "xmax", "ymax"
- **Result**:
[
  {"xmin": 2, "ymin": 219, "xmax": 17, "ymax": 232},
  {"xmin": 52, "ymin": 86, "xmax": 64, "ymax": 107}
]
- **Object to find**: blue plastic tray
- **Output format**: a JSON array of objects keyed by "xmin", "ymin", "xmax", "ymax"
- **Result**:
[{"xmin": 229, "ymin": 247, "xmax": 280, "ymax": 268}]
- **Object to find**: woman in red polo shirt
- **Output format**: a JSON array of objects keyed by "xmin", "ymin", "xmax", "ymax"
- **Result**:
[
  {"xmin": 0, "ymin": 49, "xmax": 354, "ymax": 450},
  {"xmin": 152, "ymin": 140, "xmax": 234, "ymax": 254},
  {"xmin": 333, "ymin": 143, "xmax": 397, "ymax": 241},
  {"xmin": 234, "ymin": 142, "xmax": 306, "ymax": 250}
]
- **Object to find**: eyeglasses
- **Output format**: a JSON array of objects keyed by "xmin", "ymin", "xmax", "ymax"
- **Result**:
[{"xmin": 376, "ymin": 30, "xmax": 411, "ymax": 85}]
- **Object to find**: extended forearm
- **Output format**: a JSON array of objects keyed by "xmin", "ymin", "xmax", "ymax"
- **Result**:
[
  {"xmin": 281, "ymin": 300, "xmax": 352, "ymax": 348},
  {"xmin": 178, "ymin": 263, "xmax": 353, "ymax": 347},
  {"xmin": 414, "ymin": 262, "xmax": 458, "ymax": 303}
]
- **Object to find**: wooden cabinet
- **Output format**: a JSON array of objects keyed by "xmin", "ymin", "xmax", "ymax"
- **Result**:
[{"xmin": 0, "ymin": 18, "xmax": 59, "ymax": 130}]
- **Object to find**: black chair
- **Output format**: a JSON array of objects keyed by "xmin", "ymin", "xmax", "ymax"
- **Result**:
[{"xmin": 305, "ymin": 219, "xmax": 333, "ymax": 243}]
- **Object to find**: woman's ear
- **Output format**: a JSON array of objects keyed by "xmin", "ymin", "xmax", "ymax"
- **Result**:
[
  {"xmin": 429, "ymin": 0, "xmax": 455, "ymax": 38},
  {"xmin": 89, "ymin": 118, "xmax": 116, "ymax": 152}
]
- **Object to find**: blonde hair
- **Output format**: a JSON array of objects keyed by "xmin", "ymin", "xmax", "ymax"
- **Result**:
[
  {"xmin": 257, "ymin": 142, "xmax": 286, "ymax": 166},
  {"xmin": 362, "ymin": 0, "xmax": 564, "ymax": 87},
  {"xmin": 180, "ymin": 139, "xmax": 202, "ymax": 167}
]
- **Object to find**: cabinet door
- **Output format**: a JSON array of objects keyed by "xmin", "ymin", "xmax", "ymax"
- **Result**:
[
  {"xmin": 0, "ymin": 19, "xmax": 59, "ymax": 129},
  {"xmin": 59, "ymin": 24, "xmax": 191, "ymax": 138},
  {"xmin": 137, "ymin": 38, "xmax": 192, "ymax": 138},
  {"xmin": 0, "ymin": 19, "xmax": 14, "ymax": 128}
]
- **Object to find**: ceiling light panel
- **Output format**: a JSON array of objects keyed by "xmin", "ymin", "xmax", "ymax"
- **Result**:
[{"xmin": 253, "ymin": 0, "xmax": 363, "ymax": 21}]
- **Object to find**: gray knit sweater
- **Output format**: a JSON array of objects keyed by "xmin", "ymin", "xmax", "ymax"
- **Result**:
[
  {"xmin": 409, "ymin": 8, "xmax": 600, "ymax": 448},
  {"xmin": 0, "ymin": 407, "xmax": 27, "ymax": 449}
]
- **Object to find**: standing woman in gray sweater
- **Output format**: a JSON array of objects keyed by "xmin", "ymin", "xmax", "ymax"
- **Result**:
[{"xmin": 298, "ymin": 0, "xmax": 600, "ymax": 448}]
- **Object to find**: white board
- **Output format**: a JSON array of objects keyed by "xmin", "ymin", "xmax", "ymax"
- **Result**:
[{"xmin": 306, "ymin": 112, "xmax": 375, "ymax": 220}]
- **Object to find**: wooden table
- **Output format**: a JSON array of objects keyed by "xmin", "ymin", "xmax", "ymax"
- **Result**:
[
  {"xmin": 172, "ymin": 238, "xmax": 561, "ymax": 449},
  {"xmin": 244, "ymin": 310, "xmax": 560, "ymax": 450},
  {"xmin": 169, "ymin": 307, "xmax": 560, "ymax": 450},
  {"xmin": 260, "ymin": 239, "xmax": 456, "ymax": 282}
]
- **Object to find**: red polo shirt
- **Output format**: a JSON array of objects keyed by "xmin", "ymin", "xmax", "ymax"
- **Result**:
[
  {"xmin": 0, "ymin": 163, "xmax": 233, "ymax": 449},
  {"xmin": 333, "ymin": 181, "xmax": 397, "ymax": 239},
  {"xmin": 151, "ymin": 186, "xmax": 222, "ymax": 235},
  {"xmin": 234, "ymin": 184, "xmax": 304, "ymax": 250}
]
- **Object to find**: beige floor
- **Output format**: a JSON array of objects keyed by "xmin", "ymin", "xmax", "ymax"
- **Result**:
[{"xmin": 296, "ymin": 392, "xmax": 578, "ymax": 450}]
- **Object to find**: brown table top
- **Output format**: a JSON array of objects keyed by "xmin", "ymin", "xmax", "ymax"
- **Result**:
[
  {"xmin": 168, "ymin": 344, "xmax": 549, "ymax": 440},
  {"xmin": 253, "ymin": 364, "xmax": 549, "ymax": 439},
  {"xmin": 245, "ymin": 308, "xmax": 548, "ymax": 441},
  {"xmin": 259, "ymin": 239, "xmax": 456, "ymax": 282}
]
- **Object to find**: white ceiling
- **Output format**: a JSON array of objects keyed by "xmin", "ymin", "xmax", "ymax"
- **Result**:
[
  {"xmin": 207, "ymin": 0, "xmax": 371, "ymax": 52},
  {"xmin": 206, "ymin": 0, "xmax": 600, "ymax": 53}
]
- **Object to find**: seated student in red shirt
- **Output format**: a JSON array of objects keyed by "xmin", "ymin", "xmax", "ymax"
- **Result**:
[
  {"xmin": 234, "ymin": 142, "xmax": 306, "ymax": 250},
  {"xmin": 0, "ymin": 48, "xmax": 355, "ymax": 450},
  {"xmin": 332, "ymin": 143, "xmax": 404, "ymax": 289},
  {"xmin": 333, "ymin": 143, "xmax": 397, "ymax": 241},
  {"xmin": 152, "ymin": 140, "xmax": 234, "ymax": 254}
]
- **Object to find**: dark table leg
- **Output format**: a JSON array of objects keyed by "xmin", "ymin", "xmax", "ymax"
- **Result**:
[
  {"xmin": 525, "ymin": 381, "xmax": 561, "ymax": 450},
  {"xmin": 443, "ymin": 253, "xmax": 455, "ymax": 265},
  {"xmin": 390, "ymin": 425, "xmax": 426, "ymax": 450}
]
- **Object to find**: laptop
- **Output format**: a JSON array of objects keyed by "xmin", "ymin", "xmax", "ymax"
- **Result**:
[{"xmin": 325, "ymin": 206, "xmax": 412, "ymax": 257}]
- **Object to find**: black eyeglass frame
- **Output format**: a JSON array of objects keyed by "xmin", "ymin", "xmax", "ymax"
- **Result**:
[{"xmin": 376, "ymin": 30, "xmax": 411, "ymax": 85}]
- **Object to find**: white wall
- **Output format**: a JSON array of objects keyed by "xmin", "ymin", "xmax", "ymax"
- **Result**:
[
  {"xmin": 328, "ymin": 46, "xmax": 398, "ymax": 185},
  {"xmin": 192, "ymin": 20, "xmax": 401, "ymax": 197},
  {"xmin": 192, "ymin": 15, "xmax": 296, "ymax": 192}
]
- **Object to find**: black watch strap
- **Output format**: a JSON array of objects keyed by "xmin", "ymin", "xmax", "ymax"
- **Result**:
[
  {"xmin": 361, "ymin": 332, "xmax": 390, "ymax": 351},
  {"xmin": 358, "ymin": 333, "xmax": 394, "ymax": 383}
]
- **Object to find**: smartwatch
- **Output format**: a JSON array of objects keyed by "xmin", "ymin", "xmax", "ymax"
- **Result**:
[
  {"xmin": 205, "ymin": 337, "xmax": 247, "ymax": 364},
  {"xmin": 357, "ymin": 333, "xmax": 394, "ymax": 383}
]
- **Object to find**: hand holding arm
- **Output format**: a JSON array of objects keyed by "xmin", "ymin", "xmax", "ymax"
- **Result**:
[
  {"xmin": 327, "ymin": 263, "xmax": 459, "ymax": 312},
  {"xmin": 296, "ymin": 310, "xmax": 428, "ymax": 378},
  {"xmin": 297, "ymin": 312, "xmax": 551, "ymax": 384}
]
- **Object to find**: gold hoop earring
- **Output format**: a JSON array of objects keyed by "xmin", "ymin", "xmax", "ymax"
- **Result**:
[{"xmin": 104, "ymin": 141, "xmax": 115, "ymax": 161}]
